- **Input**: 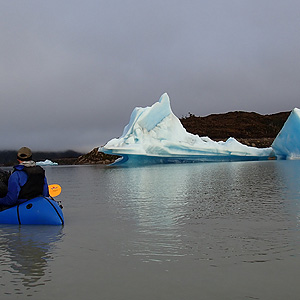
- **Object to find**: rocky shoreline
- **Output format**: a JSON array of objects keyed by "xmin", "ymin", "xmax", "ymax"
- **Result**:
[{"xmin": 73, "ymin": 148, "xmax": 119, "ymax": 165}]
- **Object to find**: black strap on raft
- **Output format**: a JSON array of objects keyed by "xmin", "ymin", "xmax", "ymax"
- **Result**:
[
  {"xmin": 17, "ymin": 203, "xmax": 21, "ymax": 225},
  {"xmin": 44, "ymin": 197, "xmax": 64, "ymax": 225}
]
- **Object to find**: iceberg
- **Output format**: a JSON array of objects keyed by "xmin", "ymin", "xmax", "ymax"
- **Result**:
[
  {"xmin": 101, "ymin": 93, "xmax": 273, "ymax": 166},
  {"xmin": 36, "ymin": 159, "xmax": 58, "ymax": 166},
  {"xmin": 272, "ymin": 108, "xmax": 300, "ymax": 160}
]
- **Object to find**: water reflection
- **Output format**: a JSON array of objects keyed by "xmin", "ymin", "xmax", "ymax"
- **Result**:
[
  {"xmin": 183, "ymin": 161, "xmax": 286, "ymax": 220},
  {"xmin": 181, "ymin": 161, "xmax": 300, "ymax": 264},
  {"xmin": 0, "ymin": 225, "xmax": 63, "ymax": 295},
  {"xmin": 103, "ymin": 165, "xmax": 191, "ymax": 262},
  {"xmin": 274, "ymin": 160, "xmax": 300, "ymax": 225},
  {"xmin": 104, "ymin": 162, "xmax": 300, "ymax": 264}
]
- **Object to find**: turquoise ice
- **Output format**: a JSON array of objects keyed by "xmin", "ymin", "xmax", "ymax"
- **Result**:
[
  {"xmin": 272, "ymin": 108, "xmax": 300, "ymax": 160},
  {"xmin": 101, "ymin": 93, "xmax": 274, "ymax": 165}
]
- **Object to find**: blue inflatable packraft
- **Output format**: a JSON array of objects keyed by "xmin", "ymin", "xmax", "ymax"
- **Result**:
[{"xmin": 0, "ymin": 197, "xmax": 64, "ymax": 225}]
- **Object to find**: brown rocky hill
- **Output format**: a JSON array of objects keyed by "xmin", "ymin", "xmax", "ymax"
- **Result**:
[
  {"xmin": 76, "ymin": 110, "xmax": 290, "ymax": 164},
  {"xmin": 181, "ymin": 111, "xmax": 290, "ymax": 148}
]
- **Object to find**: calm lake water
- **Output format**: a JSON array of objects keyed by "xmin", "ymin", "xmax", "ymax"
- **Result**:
[{"xmin": 1, "ymin": 160, "xmax": 300, "ymax": 300}]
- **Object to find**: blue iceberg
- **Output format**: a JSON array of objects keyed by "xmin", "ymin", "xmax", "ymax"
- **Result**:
[
  {"xmin": 272, "ymin": 108, "xmax": 300, "ymax": 160},
  {"xmin": 101, "ymin": 93, "xmax": 273, "ymax": 166}
]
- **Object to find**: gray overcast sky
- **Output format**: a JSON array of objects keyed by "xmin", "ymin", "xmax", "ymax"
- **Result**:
[{"xmin": 1, "ymin": 0, "xmax": 299, "ymax": 152}]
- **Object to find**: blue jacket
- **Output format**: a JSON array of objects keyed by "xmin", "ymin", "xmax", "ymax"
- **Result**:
[{"xmin": 0, "ymin": 165, "xmax": 49, "ymax": 207}]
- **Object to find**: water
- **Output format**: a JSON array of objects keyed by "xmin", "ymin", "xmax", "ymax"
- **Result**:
[{"xmin": 1, "ymin": 160, "xmax": 300, "ymax": 299}]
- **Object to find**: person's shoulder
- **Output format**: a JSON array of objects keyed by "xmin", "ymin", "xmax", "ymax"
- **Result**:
[{"xmin": 13, "ymin": 165, "xmax": 25, "ymax": 171}]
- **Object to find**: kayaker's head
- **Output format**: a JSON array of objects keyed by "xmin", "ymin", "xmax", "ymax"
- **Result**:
[{"xmin": 17, "ymin": 147, "xmax": 32, "ymax": 162}]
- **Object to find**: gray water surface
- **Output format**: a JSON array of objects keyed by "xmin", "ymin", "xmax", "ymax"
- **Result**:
[{"xmin": 1, "ymin": 160, "xmax": 300, "ymax": 299}]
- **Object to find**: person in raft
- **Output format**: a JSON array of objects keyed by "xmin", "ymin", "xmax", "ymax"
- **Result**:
[{"xmin": 0, "ymin": 147, "xmax": 49, "ymax": 211}]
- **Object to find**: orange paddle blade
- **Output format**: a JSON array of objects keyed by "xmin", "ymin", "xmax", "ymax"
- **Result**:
[{"xmin": 48, "ymin": 184, "xmax": 62, "ymax": 197}]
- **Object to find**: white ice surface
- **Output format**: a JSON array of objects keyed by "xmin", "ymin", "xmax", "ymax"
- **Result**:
[
  {"xmin": 36, "ymin": 159, "xmax": 58, "ymax": 166},
  {"xmin": 101, "ymin": 93, "xmax": 273, "ymax": 165}
]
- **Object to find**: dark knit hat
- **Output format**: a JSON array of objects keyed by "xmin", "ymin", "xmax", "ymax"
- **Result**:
[{"xmin": 17, "ymin": 147, "xmax": 32, "ymax": 161}]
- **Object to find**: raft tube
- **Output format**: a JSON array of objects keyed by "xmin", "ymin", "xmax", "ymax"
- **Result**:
[{"xmin": 0, "ymin": 197, "xmax": 64, "ymax": 225}]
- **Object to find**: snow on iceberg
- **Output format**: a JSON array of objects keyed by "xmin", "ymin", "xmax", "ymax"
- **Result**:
[
  {"xmin": 36, "ymin": 159, "xmax": 58, "ymax": 166},
  {"xmin": 101, "ymin": 93, "xmax": 273, "ymax": 166},
  {"xmin": 272, "ymin": 108, "xmax": 300, "ymax": 160}
]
